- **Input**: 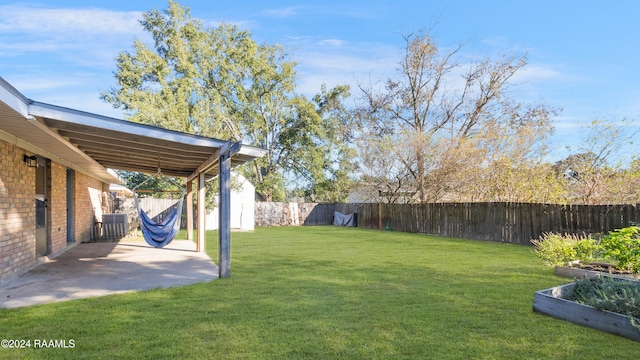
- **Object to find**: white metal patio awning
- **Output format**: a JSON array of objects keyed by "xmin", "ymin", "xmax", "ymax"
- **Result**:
[
  {"xmin": 0, "ymin": 77, "xmax": 267, "ymax": 183},
  {"xmin": 0, "ymin": 76, "xmax": 266, "ymax": 277}
]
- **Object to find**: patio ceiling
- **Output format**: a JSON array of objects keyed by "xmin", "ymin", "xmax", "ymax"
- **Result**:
[
  {"xmin": 0, "ymin": 77, "xmax": 267, "ymax": 184},
  {"xmin": 30, "ymin": 102, "xmax": 267, "ymax": 180}
]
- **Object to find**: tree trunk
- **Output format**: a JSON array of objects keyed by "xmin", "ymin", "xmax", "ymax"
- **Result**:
[{"xmin": 416, "ymin": 150, "xmax": 427, "ymax": 203}]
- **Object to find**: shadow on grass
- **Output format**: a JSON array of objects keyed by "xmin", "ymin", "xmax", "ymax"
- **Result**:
[{"xmin": 1, "ymin": 227, "xmax": 637, "ymax": 359}]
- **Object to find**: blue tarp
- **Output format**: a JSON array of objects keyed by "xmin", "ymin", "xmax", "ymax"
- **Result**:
[{"xmin": 333, "ymin": 211, "xmax": 357, "ymax": 227}]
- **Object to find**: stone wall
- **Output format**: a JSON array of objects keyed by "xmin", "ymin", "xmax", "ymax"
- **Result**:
[
  {"xmin": 254, "ymin": 202, "xmax": 361, "ymax": 227},
  {"xmin": 255, "ymin": 202, "xmax": 299, "ymax": 226}
]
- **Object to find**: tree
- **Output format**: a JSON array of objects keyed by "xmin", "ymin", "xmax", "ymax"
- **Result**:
[
  {"xmin": 553, "ymin": 119, "xmax": 640, "ymax": 204},
  {"xmin": 447, "ymin": 102, "xmax": 562, "ymax": 203},
  {"xmin": 355, "ymin": 135, "xmax": 414, "ymax": 203},
  {"xmin": 306, "ymin": 85, "xmax": 357, "ymax": 202},
  {"xmin": 355, "ymin": 30, "xmax": 555, "ymax": 203},
  {"xmin": 237, "ymin": 83, "xmax": 354, "ymax": 201},
  {"xmin": 102, "ymin": 1, "xmax": 353, "ymax": 201},
  {"xmin": 119, "ymin": 171, "xmax": 181, "ymax": 196}
]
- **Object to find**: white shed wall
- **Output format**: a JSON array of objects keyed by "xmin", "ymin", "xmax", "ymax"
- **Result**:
[{"xmin": 205, "ymin": 174, "xmax": 255, "ymax": 231}]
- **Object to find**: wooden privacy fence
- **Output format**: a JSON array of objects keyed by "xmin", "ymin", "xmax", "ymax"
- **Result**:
[
  {"xmin": 91, "ymin": 198, "xmax": 187, "ymax": 241},
  {"xmin": 256, "ymin": 202, "xmax": 640, "ymax": 246},
  {"xmin": 357, "ymin": 202, "xmax": 640, "ymax": 246}
]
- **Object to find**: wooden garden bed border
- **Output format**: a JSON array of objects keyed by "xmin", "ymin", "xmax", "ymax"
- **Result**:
[
  {"xmin": 533, "ymin": 281, "xmax": 640, "ymax": 342},
  {"xmin": 554, "ymin": 265, "xmax": 640, "ymax": 280}
]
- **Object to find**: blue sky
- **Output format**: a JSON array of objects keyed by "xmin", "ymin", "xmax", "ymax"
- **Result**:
[{"xmin": 1, "ymin": 1, "xmax": 639, "ymax": 162}]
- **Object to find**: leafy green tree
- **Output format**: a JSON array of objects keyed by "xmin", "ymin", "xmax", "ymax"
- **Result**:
[
  {"xmin": 119, "ymin": 171, "xmax": 181, "ymax": 196},
  {"xmin": 241, "ymin": 84, "xmax": 355, "ymax": 202},
  {"xmin": 304, "ymin": 85, "xmax": 356, "ymax": 202},
  {"xmin": 102, "ymin": 1, "xmax": 353, "ymax": 201}
]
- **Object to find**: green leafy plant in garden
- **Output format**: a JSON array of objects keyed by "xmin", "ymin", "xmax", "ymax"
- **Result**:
[
  {"xmin": 600, "ymin": 226, "xmax": 640, "ymax": 273},
  {"xmin": 571, "ymin": 275, "xmax": 640, "ymax": 331},
  {"xmin": 531, "ymin": 232, "xmax": 598, "ymax": 266},
  {"xmin": 532, "ymin": 226, "xmax": 640, "ymax": 273}
]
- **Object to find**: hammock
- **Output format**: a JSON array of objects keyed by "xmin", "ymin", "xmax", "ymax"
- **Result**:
[{"xmin": 131, "ymin": 169, "xmax": 185, "ymax": 248}]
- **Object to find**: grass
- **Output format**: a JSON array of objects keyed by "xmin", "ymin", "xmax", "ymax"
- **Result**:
[{"xmin": 1, "ymin": 226, "xmax": 638, "ymax": 359}]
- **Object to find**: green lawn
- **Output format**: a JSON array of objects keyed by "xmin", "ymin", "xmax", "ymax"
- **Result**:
[{"xmin": 1, "ymin": 226, "xmax": 637, "ymax": 359}]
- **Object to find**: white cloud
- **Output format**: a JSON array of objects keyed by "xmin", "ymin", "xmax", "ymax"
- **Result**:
[
  {"xmin": 317, "ymin": 39, "xmax": 346, "ymax": 47},
  {"xmin": 513, "ymin": 64, "xmax": 564, "ymax": 83},
  {"xmin": 2, "ymin": 70, "xmax": 123, "ymax": 117},
  {"xmin": 0, "ymin": 5, "xmax": 148, "ymax": 71},
  {"xmin": 259, "ymin": 3, "xmax": 378, "ymax": 21},
  {"xmin": 0, "ymin": 40, "xmax": 62, "ymax": 54},
  {"xmin": 260, "ymin": 6, "xmax": 303, "ymax": 18},
  {"xmin": 0, "ymin": 5, "xmax": 143, "ymax": 36},
  {"xmin": 0, "ymin": 4, "xmax": 147, "ymax": 61},
  {"xmin": 293, "ymin": 41, "xmax": 400, "ymax": 98},
  {"xmin": 512, "ymin": 63, "xmax": 581, "ymax": 83},
  {"xmin": 5, "ymin": 73, "xmax": 80, "ymax": 92},
  {"xmin": 552, "ymin": 116, "xmax": 589, "ymax": 129}
]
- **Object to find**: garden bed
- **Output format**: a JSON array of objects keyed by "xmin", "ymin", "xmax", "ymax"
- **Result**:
[
  {"xmin": 533, "ymin": 282, "xmax": 640, "ymax": 341},
  {"xmin": 555, "ymin": 261, "xmax": 640, "ymax": 280}
]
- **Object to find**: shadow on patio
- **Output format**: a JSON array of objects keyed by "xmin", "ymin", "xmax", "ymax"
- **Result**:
[{"xmin": 0, "ymin": 239, "xmax": 218, "ymax": 309}]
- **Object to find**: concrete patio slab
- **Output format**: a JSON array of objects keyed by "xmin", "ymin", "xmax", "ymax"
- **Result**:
[{"xmin": 0, "ymin": 240, "xmax": 218, "ymax": 309}]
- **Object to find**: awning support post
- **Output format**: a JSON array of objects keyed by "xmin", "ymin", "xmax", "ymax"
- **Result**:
[
  {"xmin": 197, "ymin": 172, "xmax": 206, "ymax": 252},
  {"xmin": 218, "ymin": 141, "xmax": 241, "ymax": 278},
  {"xmin": 186, "ymin": 180, "xmax": 193, "ymax": 241}
]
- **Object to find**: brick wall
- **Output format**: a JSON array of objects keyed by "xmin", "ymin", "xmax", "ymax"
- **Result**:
[
  {"xmin": 73, "ymin": 171, "xmax": 106, "ymax": 242},
  {"xmin": 1, "ymin": 138, "xmax": 111, "ymax": 283},
  {"xmin": 0, "ymin": 140, "xmax": 36, "ymax": 282},
  {"xmin": 49, "ymin": 161, "xmax": 67, "ymax": 253}
]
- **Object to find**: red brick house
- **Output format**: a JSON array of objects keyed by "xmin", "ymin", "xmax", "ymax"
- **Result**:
[{"xmin": 0, "ymin": 77, "xmax": 266, "ymax": 283}]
